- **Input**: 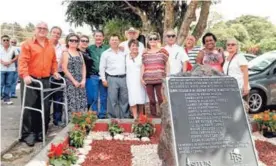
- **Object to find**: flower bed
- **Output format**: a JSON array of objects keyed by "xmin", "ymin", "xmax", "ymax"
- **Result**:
[
  {"xmin": 46, "ymin": 111, "xmax": 276, "ymax": 166},
  {"xmin": 253, "ymin": 110, "xmax": 276, "ymax": 138}
]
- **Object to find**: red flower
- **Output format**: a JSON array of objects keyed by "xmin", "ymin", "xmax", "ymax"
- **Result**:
[
  {"xmin": 48, "ymin": 143, "xmax": 64, "ymax": 158},
  {"xmin": 111, "ymin": 119, "xmax": 119, "ymax": 124},
  {"xmin": 139, "ymin": 114, "xmax": 148, "ymax": 125}
]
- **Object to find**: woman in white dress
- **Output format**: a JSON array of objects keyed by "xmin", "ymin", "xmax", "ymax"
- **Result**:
[{"xmin": 126, "ymin": 39, "xmax": 148, "ymax": 119}]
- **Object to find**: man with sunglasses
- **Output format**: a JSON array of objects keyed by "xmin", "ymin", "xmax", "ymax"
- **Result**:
[
  {"xmin": 1, "ymin": 35, "xmax": 19, "ymax": 104},
  {"xmin": 164, "ymin": 29, "xmax": 189, "ymax": 75},
  {"xmin": 49, "ymin": 26, "xmax": 66, "ymax": 127},
  {"xmin": 18, "ymin": 22, "xmax": 60, "ymax": 146}
]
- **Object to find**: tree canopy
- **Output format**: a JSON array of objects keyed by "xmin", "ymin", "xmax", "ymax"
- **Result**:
[
  {"xmin": 64, "ymin": 0, "xmax": 212, "ymax": 45},
  {"xmin": 210, "ymin": 15, "xmax": 276, "ymax": 54}
]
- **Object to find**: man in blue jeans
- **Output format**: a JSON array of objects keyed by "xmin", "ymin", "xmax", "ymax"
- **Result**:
[
  {"xmin": 87, "ymin": 30, "xmax": 109, "ymax": 119},
  {"xmin": 0, "ymin": 35, "xmax": 19, "ymax": 104},
  {"xmin": 10, "ymin": 38, "xmax": 20, "ymax": 98}
]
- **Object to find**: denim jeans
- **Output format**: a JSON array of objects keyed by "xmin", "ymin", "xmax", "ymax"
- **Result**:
[
  {"xmin": 85, "ymin": 75, "xmax": 107, "ymax": 118},
  {"xmin": 1, "ymin": 71, "xmax": 14, "ymax": 101},
  {"xmin": 10, "ymin": 71, "xmax": 18, "ymax": 96},
  {"xmin": 51, "ymin": 77, "xmax": 64, "ymax": 125}
]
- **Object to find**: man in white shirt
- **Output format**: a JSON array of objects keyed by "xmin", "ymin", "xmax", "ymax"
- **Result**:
[
  {"xmin": 99, "ymin": 34, "xmax": 129, "ymax": 118},
  {"xmin": 49, "ymin": 26, "xmax": 66, "ymax": 126},
  {"xmin": 119, "ymin": 27, "xmax": 144, "ymax": 54},
  {"xmin": 164, "ymin": 29, "xmax": 189, "ymax": 75},
  {"xmin": 1, "ymin": 35, "xmax": 19, "ymax": 104}
]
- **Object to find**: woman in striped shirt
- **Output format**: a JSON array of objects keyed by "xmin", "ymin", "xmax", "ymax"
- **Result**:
[{"xmin": 141, "ymin": 32, "xmax": 169, "ymax": 117}]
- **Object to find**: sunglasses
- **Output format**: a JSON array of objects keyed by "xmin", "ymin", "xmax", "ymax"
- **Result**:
[
  {"xmin": 2, "ymin": 39, "xmax": 9, "ymax": 42},
  {"xmin": 80, "ymin": 40, "xmax": 89, "ymax": 43},
  {"xmin": 149, "ymin": 37, "xmax": 158, "ymax": 41},
  {"xmin": 11, "ymin": 41, "xmax": 16, "ymax": 44},
  {"xmin": 227, "ymin": 43, "xmax": 236, "ymax": 46},
  {"xmin": 69, "ymin": 39, "xmax": 79, "ymax": 43},
  {"xmin": 37, "ymin": 27, "xmax": 48, "ymax": 31},
  {"xmin": 167, "ymin": 34, "xmax": 176, "ymax": 38}
]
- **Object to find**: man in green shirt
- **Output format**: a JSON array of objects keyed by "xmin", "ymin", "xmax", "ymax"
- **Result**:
[{"xmin": 87, "ymin": 30, "xmax": 109, "ymax": 119}]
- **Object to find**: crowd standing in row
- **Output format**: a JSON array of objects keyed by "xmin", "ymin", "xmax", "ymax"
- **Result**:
[{"xmin": 0, "ymin": 22, "xmax": 249, "ymax": 146}]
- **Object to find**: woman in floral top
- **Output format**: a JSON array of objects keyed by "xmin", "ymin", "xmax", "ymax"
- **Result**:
[
  {"xmin": 196, "ymin": 32, "xmax": 224, "ymax": 72},
  {"xmin": 141, "ymin": 32, "xmax": 169, "ymax": 117}
]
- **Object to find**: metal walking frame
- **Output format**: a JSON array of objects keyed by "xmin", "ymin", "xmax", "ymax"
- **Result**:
[{"xmin": 18, "ymin": 76, "xmax": 68, "ymax": 146}]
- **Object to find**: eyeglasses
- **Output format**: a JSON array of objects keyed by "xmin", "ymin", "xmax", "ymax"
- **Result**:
[
  {"xmin": 80, "ymin": 40, "xmax": 89, "ymax": 43},
  {"xmin": 11, "ymin": 41, "xmax": 16, "ymax": 44},
  {"xmin": 69, "ymin": 39, "xmax": 79, "ymax": 43},
  {"xmin": 227, "ymin": 43, "xmax": 236, "ymax": 46},
  {"xmin": 149, "ymin": 37, "xmax": 158, "ymax": 41},
  {"xmin": 167, "ymin": 34, "xmax": 176, "ymax": 38},
  {"xmin": 2, "ymin": 39, "xmax": 10, "ymax": 42},
  {"xmin": 37, "ymin": 27, "xmax": 48, "ymax": 31}
]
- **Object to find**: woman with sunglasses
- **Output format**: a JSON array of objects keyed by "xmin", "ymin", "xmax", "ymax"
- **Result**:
[
  {"xmin": 223, "ymin": 38, "xmax": 250, "ymax": 100},
  {"xmin": 141, "ymin": 32, "xmax": 169, "ymax": 117},
  {"xmin": 62, "ymin": 33, "xmax": 87, "ymax": 113},
  {"xmin": 196, "ymin": 32, "xmax": 224, "ymax": 72},
  {"xmin": 78, "ymin": 35, "xmax": 94, "ymax": 111}
]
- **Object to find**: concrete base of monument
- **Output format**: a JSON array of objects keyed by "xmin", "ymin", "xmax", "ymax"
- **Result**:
[{"xmin": 25, "ymin": 118, "xmax": 161, "ymax": 166}]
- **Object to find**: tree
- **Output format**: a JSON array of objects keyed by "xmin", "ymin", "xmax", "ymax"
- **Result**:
[
  {"xmin": 64, "ymin": 0, "xmax": 211, "ymax": 45},
  {"xmin": 227, "ymin": 15, "xmax": 276, "ymax": 43},
  {"xmin": 1, "ymin": 22, "xmax": 25, "ymax": 42},
  {"xmin": 259, "ymin": 38, "xmax": 276, "ymax": 53},
  {"xmin": 104, "ymin": 19, "xmax": 132, "ymax": 41},
  {"xmin": 25, "ymin": 23, "xmax": 35, "ymax": 32}
]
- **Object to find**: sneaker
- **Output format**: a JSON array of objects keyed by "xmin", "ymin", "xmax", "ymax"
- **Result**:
[{"xmin": 4, "ymin": 100, "xmax": 13, "ymax": 105}]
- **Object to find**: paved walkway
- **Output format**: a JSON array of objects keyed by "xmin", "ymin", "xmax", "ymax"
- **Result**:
[{"xmin": 1, "ymin": 92, "xmax": 21, "ymax": 154}]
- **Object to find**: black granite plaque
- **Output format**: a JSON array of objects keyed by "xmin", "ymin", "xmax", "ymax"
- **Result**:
[{"xmin": 166, "ymin": 77, "xmax": 259, "ymax": 166}]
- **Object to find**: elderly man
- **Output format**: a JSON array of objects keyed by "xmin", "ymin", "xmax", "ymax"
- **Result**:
[
  {"xmin": 119, "ymin": 27, "xmax": 144, "ymax": 53},
  {"xmin": 99, "ymin": 34, "xmax": 129, "ymax": 119},
  {"xmin": 164, "ymin": 29, "xmax": 189, "ymax": 75},
  {"xmin": 18, "ymin": 22, "xmax": 60, "ymax": 146},
  {"xmin": 87, "ymin": 30, "xmax": 109, "ymax": 119},
  {"xmin": 49, "ymin": 26, "xmax": 66, "ymax": 126},
  {"xmin": 0, "ymin": 35, "xmax": 19, "ymax": 104}
]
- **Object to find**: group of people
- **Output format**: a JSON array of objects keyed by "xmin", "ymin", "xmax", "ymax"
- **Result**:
[{"xmin": 0, "ymin": 21, "xmax": 249, "ymax": 146}]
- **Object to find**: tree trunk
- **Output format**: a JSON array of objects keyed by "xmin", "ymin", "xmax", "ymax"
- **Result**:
[
  {"xmin": 192, "ymin": 1, "xmax": 212, "ymax": 42},
  {"xmin": 163, "ymin": 1, "xmax": 175, "ymax": 44},
  {"xmin": 123, "ymin": 1, "xmax": 152, "ymax": 34},
  {"xmin": 177, "ymin": 0, "xmax": 198, "ymax": 46}
]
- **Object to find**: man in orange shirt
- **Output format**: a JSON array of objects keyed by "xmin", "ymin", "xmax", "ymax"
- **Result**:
[{"xmin": 18, "ymin": 22, "xmax": 60, "ymax": 146}]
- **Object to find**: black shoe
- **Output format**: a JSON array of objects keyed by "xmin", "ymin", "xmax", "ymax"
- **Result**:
[
  {"xmin": 24, "ymin": 134, "xmax": 36, "ymax": 146},
  {"xmin": 36, "ymin": 133, "xmax": 43, "ymax": 142},
  {"xmin": 11, "ymin": 96, "xmax": 18, "ymax": 98}
]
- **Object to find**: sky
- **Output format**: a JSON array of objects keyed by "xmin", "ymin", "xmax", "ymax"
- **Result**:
[{"xmin": 0, "ymin": 0, "xmax": 276, "ymax": 36}]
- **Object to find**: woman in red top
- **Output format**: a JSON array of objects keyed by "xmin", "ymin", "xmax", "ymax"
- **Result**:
[{"xmin": 141, "ymin": 32, "xmax": 169, "ymax": 117}]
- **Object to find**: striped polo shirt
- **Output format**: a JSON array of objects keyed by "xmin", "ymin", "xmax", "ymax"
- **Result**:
[{"xmin": 185, "ymin": 46, "xmax": 202, "ymax": 65}]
